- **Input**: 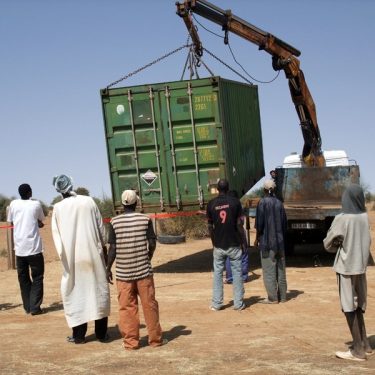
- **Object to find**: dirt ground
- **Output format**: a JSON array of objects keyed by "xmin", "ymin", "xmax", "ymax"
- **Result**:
[{"xmin": 1, "ymin": 211, "xmax": 375, "ymax": 375}]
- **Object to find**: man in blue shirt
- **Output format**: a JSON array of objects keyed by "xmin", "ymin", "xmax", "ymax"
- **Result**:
[{"xmin": 254, "ymin": 179, "xmax": 288, "ymax": 304}]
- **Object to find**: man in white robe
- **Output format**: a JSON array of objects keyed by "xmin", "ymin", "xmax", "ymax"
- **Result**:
[{"xmin": 51, "ymin": 175, "xmax": 110, "ymax": 344}]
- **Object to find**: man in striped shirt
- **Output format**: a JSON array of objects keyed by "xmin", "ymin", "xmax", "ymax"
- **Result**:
[{"xmin": 106, "ymin": 190, "xmax": 166, "ymax": 350}]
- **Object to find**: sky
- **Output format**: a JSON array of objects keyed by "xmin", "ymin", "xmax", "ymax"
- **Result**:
[{"xmin": 1, "ymin": 0, "xmax": 375, "ymax": 204}]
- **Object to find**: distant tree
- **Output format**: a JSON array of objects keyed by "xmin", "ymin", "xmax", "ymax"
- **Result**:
[
  {"xmin": 51, "ymin": 195, "xmax": 62, "ymax": 206},
  {"xmin": 92, "ymin": 196, "xmax": 115, "ymax": 241},
  {"xmin": 75, "ymin": 187, "xmax": 90, "ymax": 196},
  {"xmin": 1, "ymin": 194, "xmax": 49, "ymax": 220},
  {"xmin": 50, "ymin": 186, "xmax": 90, "ymax": 206},
  {"xmin": 40, "ymin": 201, "xmax": 49, "ymax": 217},
  {"xmin": 93, "ymin": 196, "xmax": 115, "ymax": 219},
  {"xmin": 0, "ymin": 195, "xmax": 11, "ymax": 221},
  {"xmin": 50, "ymin": 189, "xmax": 114, "ymax": 220},
  {"xmin": 365, "ymin": 191, "xmax": 374, "ymax": 204}
]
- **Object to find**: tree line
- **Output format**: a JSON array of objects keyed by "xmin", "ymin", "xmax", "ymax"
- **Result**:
[{"xmin": 0, "ymin": 187, "xmax": 115, "ymax": 221}]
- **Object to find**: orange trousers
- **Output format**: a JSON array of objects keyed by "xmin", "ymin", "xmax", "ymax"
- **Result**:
[{"xmin": 117, "ymin": 275, "xmax": 162, "ymax": 349}]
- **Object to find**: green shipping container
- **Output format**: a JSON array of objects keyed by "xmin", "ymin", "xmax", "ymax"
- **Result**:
[{"xmin": 101, "ymin": 76, "xmax": 264, "ymax": 213}]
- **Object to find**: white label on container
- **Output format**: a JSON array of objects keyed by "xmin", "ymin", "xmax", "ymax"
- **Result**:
[
  {"xmin": 141, "ymin": 170, "xmax": 157, "ymax": 186},
  {"xmin": 116, "ymin": 105, "xmax": 125, "ymax": 115}
]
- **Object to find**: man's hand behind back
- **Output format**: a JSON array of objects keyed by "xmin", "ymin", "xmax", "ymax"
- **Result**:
[{"xmin": 106, "ymin": 269, "xmax": 113, "ymax": 285}]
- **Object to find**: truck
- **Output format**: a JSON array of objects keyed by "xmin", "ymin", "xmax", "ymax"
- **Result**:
[
  {"xmin": 175, "ymin": 0, "xmax": 361, "ymax": 251},
  {"xmin": 275, "ymin": 151, "xmax": 360, "ymax": 253}
]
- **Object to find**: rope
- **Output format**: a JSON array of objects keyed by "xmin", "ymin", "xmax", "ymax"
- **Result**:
[
  {"xmin": 202, "ymin": 47, "xmax": 253, "ymax": 85},
  {"xmin": 192, "ymin": 13, "xmax": 280, "ymax": 84},
  {"xmin": 227, "ymin": 42, "xmax": 280, "ymax": 84}
]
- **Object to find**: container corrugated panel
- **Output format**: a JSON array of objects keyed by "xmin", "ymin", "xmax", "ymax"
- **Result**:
[{"xmin": 101, "ymin": 76, "xmax": 264, "ymax": 212}]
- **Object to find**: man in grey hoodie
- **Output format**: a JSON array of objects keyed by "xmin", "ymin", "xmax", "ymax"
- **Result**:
[{"xmin": 324, "ymin": 184, "xmax": 372, "ymax": 361}]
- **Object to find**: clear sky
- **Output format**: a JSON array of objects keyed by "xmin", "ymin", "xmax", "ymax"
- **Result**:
[{"xmin": 1, "ymin": 0, "xmax": 374, "ymax": 204}]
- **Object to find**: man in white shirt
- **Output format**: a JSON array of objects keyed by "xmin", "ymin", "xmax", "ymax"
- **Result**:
[{"xmin": 7, "ymin": 184, "xmax": 45, "ymax": 315}]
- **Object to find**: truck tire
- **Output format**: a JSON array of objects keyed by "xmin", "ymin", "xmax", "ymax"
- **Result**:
[
  {"xmin": 285, "ymin": 235, "xmax": 295, "ymax": 256},
  {"xmin": 157, "ymin": 234, "xmax": 186, "ymax": 244}
]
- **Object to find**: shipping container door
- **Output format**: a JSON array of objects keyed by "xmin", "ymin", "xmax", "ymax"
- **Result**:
[
  {"xmin": 103, "ymin": 88, "xmax": 169, "ymax": 211},
  {"xmin": 158, "ymin": 80, "xmax": 223, "ymax": 210}
]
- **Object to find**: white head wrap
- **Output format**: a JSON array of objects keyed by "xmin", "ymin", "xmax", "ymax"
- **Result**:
[{"xmin": 53, "ymin": 175, "xmax": 73, "ymax": 194}]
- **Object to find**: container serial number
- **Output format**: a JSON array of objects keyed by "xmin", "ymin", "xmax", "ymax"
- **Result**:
[
  {"xmin": 194, "ymin": 94, "xmax": 217, "ymax": 103},
  {"xmin": 195, "ymin": 103, "xmax": 207, "ymax": 111}
]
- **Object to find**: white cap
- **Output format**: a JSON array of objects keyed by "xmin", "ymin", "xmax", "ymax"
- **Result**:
[
  {"xmin": 121, "ymin": 190, "xmax": 138, "ymax": 205},
  {"xmin": 263, "ymin": 179, "xmax": 276, "ymax": 190}
]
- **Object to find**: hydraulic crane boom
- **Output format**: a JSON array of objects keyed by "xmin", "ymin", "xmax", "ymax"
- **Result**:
[{"xmin": 176, "ymin": 0, "xmax": 324, "ymax": 167}]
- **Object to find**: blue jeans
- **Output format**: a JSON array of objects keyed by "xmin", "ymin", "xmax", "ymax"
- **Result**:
[
  {"xmin": 225, "ymin": 249, "xmax": 249, "ymax": 282},
  {"xmin": 212, "ymin": 246, "xmax": 244, "ymax": 310}
]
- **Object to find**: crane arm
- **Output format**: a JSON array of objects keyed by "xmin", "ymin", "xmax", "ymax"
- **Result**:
[{"xmin": 176, "ymin": 0, "xmax": 324, "ymax": 166}]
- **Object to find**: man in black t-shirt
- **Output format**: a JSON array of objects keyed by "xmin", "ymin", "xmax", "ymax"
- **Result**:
[{"xmin": 207, "ymin": 179, "xmax": 245, "ymax": 311}]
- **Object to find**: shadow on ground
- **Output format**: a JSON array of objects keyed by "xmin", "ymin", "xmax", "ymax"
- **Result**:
[
  {"xmin": 85, "ymin": 324, "xmax": 146, "ymax": 343},
  {"xmin": 137, "ymin": 324, "xmax": 191, "ymax": 348},
  {"xmin": 44, "ymin": 301, "xmax": 64, "ymax": 313},
  {"xmin": 154, "ymin": 248, "xmax": 213, "ymax": 273},
  {"xmin": 0, "ymin": 301, "xmax": 63, "ymax": 313},
  {"xmin": 243, "ymin": 289, "xmax": 304, "ymax": 307},
  {"xmin": 369, "ymin": 335, "xmax": 375, "ymax": 349},
  {"xmin": 154, "ymin": 245, "xmax": 336, "ymax": 274},
  {"xmin": 211, "ymin": 289, "xmax": 304, "ymax": 310},
  {"xmin": 85, "ymin": 324, "xmax": 192, "ymax": 347},
  {"xmin": 0, "ymin": 302, "xmax": 22, "ymax": 311},
  {"xmin": 285, "ymin": 244, "xmax": 336, "ymax": 268},
  {"xmin": 164, "ymin": 325, "xmax": 192, "ymax": 342},
  {"xmin": 345, "ymin": 334, "xmax": 375, "ymax": 351}
]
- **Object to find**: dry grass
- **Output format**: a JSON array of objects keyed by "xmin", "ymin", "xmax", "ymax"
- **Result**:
[{"xmin": 156, "ymin": 215, "xmax": 209, "ymax": 239}]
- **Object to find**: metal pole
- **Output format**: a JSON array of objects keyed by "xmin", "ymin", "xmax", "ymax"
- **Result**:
[
  {"xmin": 6, "ymin": 206, "xmax": 15, "ymax": 270},
  {"xmin": 245, "ymin": 200, "xmax": 251, "ymax": 247},
  {"xmin": 149, "ymin": 87, "xmax": 164, "ymax": 211},
  {"xmin": 165, "ymin": 86, "xmax": 182, "ymax": 210},
  {"xmin": 127, "ymin": 89, "xmax": 144, "ymax": 211},
  {"xmin": 187, "ymin": 82, "xmax": 204, "ymax": 208}
]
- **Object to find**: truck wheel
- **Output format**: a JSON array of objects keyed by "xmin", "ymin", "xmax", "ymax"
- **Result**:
[
  {"xmin": 285, "ymin": 236, "xmax": 295, "ymax": 256},
  {"xmin": 157, "ymin": 234, "xmax": 186, "ymax": 244}
]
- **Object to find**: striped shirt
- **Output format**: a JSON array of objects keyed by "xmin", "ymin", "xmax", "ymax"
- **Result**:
[{"xmin": 109, "ymin": 212, "xmax": 155, "ymax": 281}]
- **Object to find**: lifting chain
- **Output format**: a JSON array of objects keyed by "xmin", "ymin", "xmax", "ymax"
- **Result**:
[
  {"xmin": 180, "ymin": 45, "xmax": 253, "ymax": 85},
  {"xmin": 106, "ymin": 41, "xmax": 254, "ymax": 89},
  {"xmin": 106, "ymin": 44, "xmax": 192, "ymax": 89}
]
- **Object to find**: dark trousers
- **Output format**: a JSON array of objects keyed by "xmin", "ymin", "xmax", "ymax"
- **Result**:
[
  {"xmin": 260, "ymin": 249, "xmax": 287, "ymax": 302},
  {"xmin": 16, "ymin": 253, "xmax": 44, "ymax": 314},
  {"xmin": 225, "ymin": 249, "xmax": 249, "ymax": 282},
  {"xmin": 72, "ymin": 317, "xmax": 108, "ymax": 342}
]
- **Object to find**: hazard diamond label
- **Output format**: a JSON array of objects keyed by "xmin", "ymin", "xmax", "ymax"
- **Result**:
[{"xmin": 141, "ymin": 170, "xmax": 158, "ymax": 186}]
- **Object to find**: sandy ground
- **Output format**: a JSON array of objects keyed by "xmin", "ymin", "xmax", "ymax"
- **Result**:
[{"xmin": 1, "ymin": 212, "xmax": 375, "ymax": 374}]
